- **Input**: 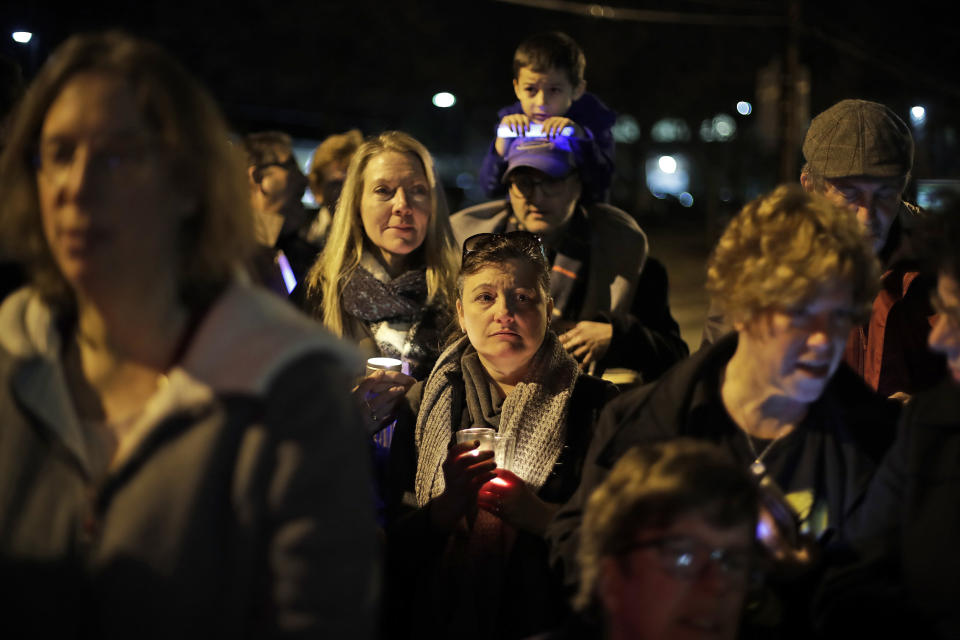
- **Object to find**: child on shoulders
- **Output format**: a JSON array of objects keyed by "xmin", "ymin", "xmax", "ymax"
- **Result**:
[{"xmin": 479, "ymin": 31, "xmax": 616, "ymax": 204}]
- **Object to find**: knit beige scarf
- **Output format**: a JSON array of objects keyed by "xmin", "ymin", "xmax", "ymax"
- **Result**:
[{"xmin": 414, "ymin": 332, "xmax": 579, "ymax": 507}]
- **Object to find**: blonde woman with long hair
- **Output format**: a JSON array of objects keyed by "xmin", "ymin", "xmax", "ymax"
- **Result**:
[{"xmin": 301, "ymin": 131, "xmax": 459, "ymax": 430}]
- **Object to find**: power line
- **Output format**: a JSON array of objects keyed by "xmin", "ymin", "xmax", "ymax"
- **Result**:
[{"xmin": 493, "ymin": 0, "xmax": 785, "ymax": 26}]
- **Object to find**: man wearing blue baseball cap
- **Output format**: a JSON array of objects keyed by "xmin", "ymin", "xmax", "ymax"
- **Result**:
[{"xmin": 451, "ymin": 138, "xmax": 688, "ymax": 382}]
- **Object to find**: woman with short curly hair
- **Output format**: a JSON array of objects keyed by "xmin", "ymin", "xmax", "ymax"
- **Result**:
[{"xmin": 548, "ymin": 184, "xmax": 900, "ymax": 638}]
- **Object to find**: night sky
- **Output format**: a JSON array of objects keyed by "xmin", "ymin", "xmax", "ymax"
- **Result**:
[{"xmin": 4, "ymin": 0, "xmax": 959, "ymax": 209}]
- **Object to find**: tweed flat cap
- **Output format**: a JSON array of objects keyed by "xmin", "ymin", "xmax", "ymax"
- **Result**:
[{"xmin": 802, "ymin": 99, "xmax": 914, "ymax": 179}]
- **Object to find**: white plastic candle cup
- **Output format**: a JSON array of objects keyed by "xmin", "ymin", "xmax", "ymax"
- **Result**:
[
  {"xmin": 365, "ymin": 357, "xmax": 403, "ymax": 377},
  {"xmin": 455, "ymin": 428, "xmax": 496, "ymax": 456},
  {"xmin": 493, "ymin": 434, "xmax": 515, "ymax": 471}
]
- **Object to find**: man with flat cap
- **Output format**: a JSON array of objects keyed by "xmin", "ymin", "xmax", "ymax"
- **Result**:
[
  {"xmin": 452, "ymin": 137, "xmax": 688, "ymax": 382},
  {"xmin": 702, "ymin": 99, "xmax": 944, "ymax": 398}
]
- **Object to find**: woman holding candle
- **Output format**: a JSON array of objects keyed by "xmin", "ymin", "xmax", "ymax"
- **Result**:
[
  {"xmin": 383, "ymin": 231, "xmax": 618, "ymax": 640},
  {"xmin": 0, "ymin": 32, "xmax": 376, "ymax": 637}
]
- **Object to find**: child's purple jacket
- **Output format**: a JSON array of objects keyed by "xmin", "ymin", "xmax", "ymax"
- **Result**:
[{"xmin": 478, "ymin": 91, "xmax": 617, "ymax": 204}]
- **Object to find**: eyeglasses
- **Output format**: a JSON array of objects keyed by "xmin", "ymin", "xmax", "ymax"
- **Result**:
[
  {"xmin": 508, "ymin": 172, "xmax": 575, "ymax": 198},
  {"xmin": 623, "ymin": 535, "xmax": 754, "ymax": 586},
  {"xmin": 461, "ymin": 230, "xmax": 546, "ymax": 263}
]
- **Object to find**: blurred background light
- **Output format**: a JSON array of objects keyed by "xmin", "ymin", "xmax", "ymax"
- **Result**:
[
  {"xmin": 736, "ymin": 101, "xmax": 752, "ymax": 115},
  {"xmin": 432, "ymin": 92, "xmax": 456, "ymax": 108},
  {"xmin": 701, "ymin": 114, "xmax": 736, "ymax": 142},
  {"xmin": 658, "ymin": 155, "xmax": 677, "ymax": 174},
  {"xmin": 651, "ymin": 118, "xmax": 690, "ymax": 143},
  {"xmin": 678, "ymin": 192, "xmax": 694, "ymax": 207},
  {"xmin": 647, "ymin": 153, "xmax": 689, "ymax": 197},
  {"xmin": 612, "ymin": 114, "xmax": 641, "ymax": 143},
  {"xmin": 910, "ymin": 105, "xmax": 926, "ymax": 125},
  {"xmin": 12, "ymin": 31, "xmax": 32, "ymax": 43}
]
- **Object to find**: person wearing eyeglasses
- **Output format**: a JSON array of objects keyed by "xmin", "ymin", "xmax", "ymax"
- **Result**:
[
  {"xmin": 700, "ymin": 100, "xmax": 945, "ymax": 401},
  {"xmin": 815, "ymin": 206, "xmax": 960, "ymax": 638},
  {"xmin": 0, "ymin": 32, "xmax": 376, "ymax": 637},
  {"xmin": 451, "ymin": 137, "xmax": 687, "ymax": 383},
  {"xmin": 241, "ymin": 130, "xmax": 317, "ymax": 294},
  {"xmin": 548, "ymin": 185, "xmax": 901, "ymax": 638},
  {"xmin": 382, "ymin": 231, "xmax": 618, "ymax": 639},
  {"xmin": 535, "ymin": 439, "xmax": 759, "ymax": 640}
]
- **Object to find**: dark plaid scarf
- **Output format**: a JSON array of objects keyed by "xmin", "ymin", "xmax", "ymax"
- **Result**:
[{"xmin": 341, "ymin": 264, "xmax": 428, "ymax": 322}]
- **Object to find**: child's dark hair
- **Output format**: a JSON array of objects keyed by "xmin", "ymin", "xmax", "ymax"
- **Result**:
[{"xmin": 513, "ymin": 31, "xmax": 585, "ymax": 87}]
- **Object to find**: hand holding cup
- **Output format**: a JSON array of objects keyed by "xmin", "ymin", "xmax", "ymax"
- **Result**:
[
  {"xmin": 429, "ymin": 440, "xmax": 497, "ymax": 530},
  {"xmin": 353, "ymin": 363, "xmax": 416, "ymax": 433},
  {"xmin": 478, "ymin": 469, "xmax": 558, "ymax": 537}
]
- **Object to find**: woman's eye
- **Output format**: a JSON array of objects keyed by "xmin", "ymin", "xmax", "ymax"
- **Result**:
[
  {"xmin": 476, "ymin": 293, "xmax": 494, "ymax": 303},
  {"xmin": 410, "ymin": 184, "xmax": 429, "ymax": 197},
  {"xmin": 41, "ymin": 143, "xmax": 74, "ymax": 167}
]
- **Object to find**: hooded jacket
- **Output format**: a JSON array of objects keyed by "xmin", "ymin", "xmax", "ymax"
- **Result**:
[{"xmin": 0, "ymin": 283, "xmax": 377, "ymax": 639}]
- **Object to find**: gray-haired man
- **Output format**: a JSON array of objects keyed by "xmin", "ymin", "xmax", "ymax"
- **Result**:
[{"xmin": 702, "ymin": 99, "xmax": 944, "ymax": 397}]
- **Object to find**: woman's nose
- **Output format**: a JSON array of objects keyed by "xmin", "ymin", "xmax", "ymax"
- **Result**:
[
  {"xmin": 392, "ymin": 187, "xmax": 411, "ymax": 213},
  {"xmin": 493, "ymin": 296, "xmax": 515, "ymax": 322},
  {"xmin": 804, "ymin": 314, "xmax": 839, "ymax": 348},
  {"xmin": 62, "ymin": 148, "xmax": 97, "ymax": 201}
]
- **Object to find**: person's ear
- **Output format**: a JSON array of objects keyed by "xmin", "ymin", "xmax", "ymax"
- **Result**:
[
  {"xmin": 546, "ymin": 296, "xmax": 555, "ymax": 320},
  {"xmin": 248, "ymin": 165, "xmax": 263, "ymax": 189},
  {"xmin": 456, "ymin": 298, "xmax": 466, "ymax": 332},
  {"xmin": 799, "ymin": 171, "xmax": 814, "ymax": 193},
  {"xmin": 573, "ymin": 79, "xmax": 586, "ymax": 101},
  {"xmin": 513, "ymin": 76, "xmax": 523, "ymax": 101}
]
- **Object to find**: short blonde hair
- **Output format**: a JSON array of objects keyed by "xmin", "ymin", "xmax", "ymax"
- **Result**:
[
  {"xmin": 303, "ymin": 131, "xmax": 459, "ymax": 337},
  {"xmin": 308, "ymin": 129, "xmax": 363, "ymax": 200},
  {"xmin": 0, "ymin": 31, "xmax": 254, "ymax": 312},
  {"xmin": 575, "ymin": 440, "xmax": 759, "ymax": 612},
  {"xmin": 706, "ymin": 184, "xmax": 879, "ymax": 323}
]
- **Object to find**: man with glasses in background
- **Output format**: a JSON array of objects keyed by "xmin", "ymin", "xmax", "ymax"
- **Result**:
[
  {"xmin": 451, "ymin": 137, "xmax": 687, "ymax": 382},
  {"xmin": 700, "ymin": 100, "xmax": 944, "ymax": 399},
  {"xmin": 242, "ymin": 131, "xmax": 316, "ymax": 294}
]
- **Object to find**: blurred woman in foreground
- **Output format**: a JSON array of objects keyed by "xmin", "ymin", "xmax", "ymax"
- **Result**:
[
  {"xmin": 0, "ymin": 31, "xmax": 375, "ymax": 638},
  {"xmin": 571, "ymin": 439, "xmax": 760, "ymax": 640}
]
